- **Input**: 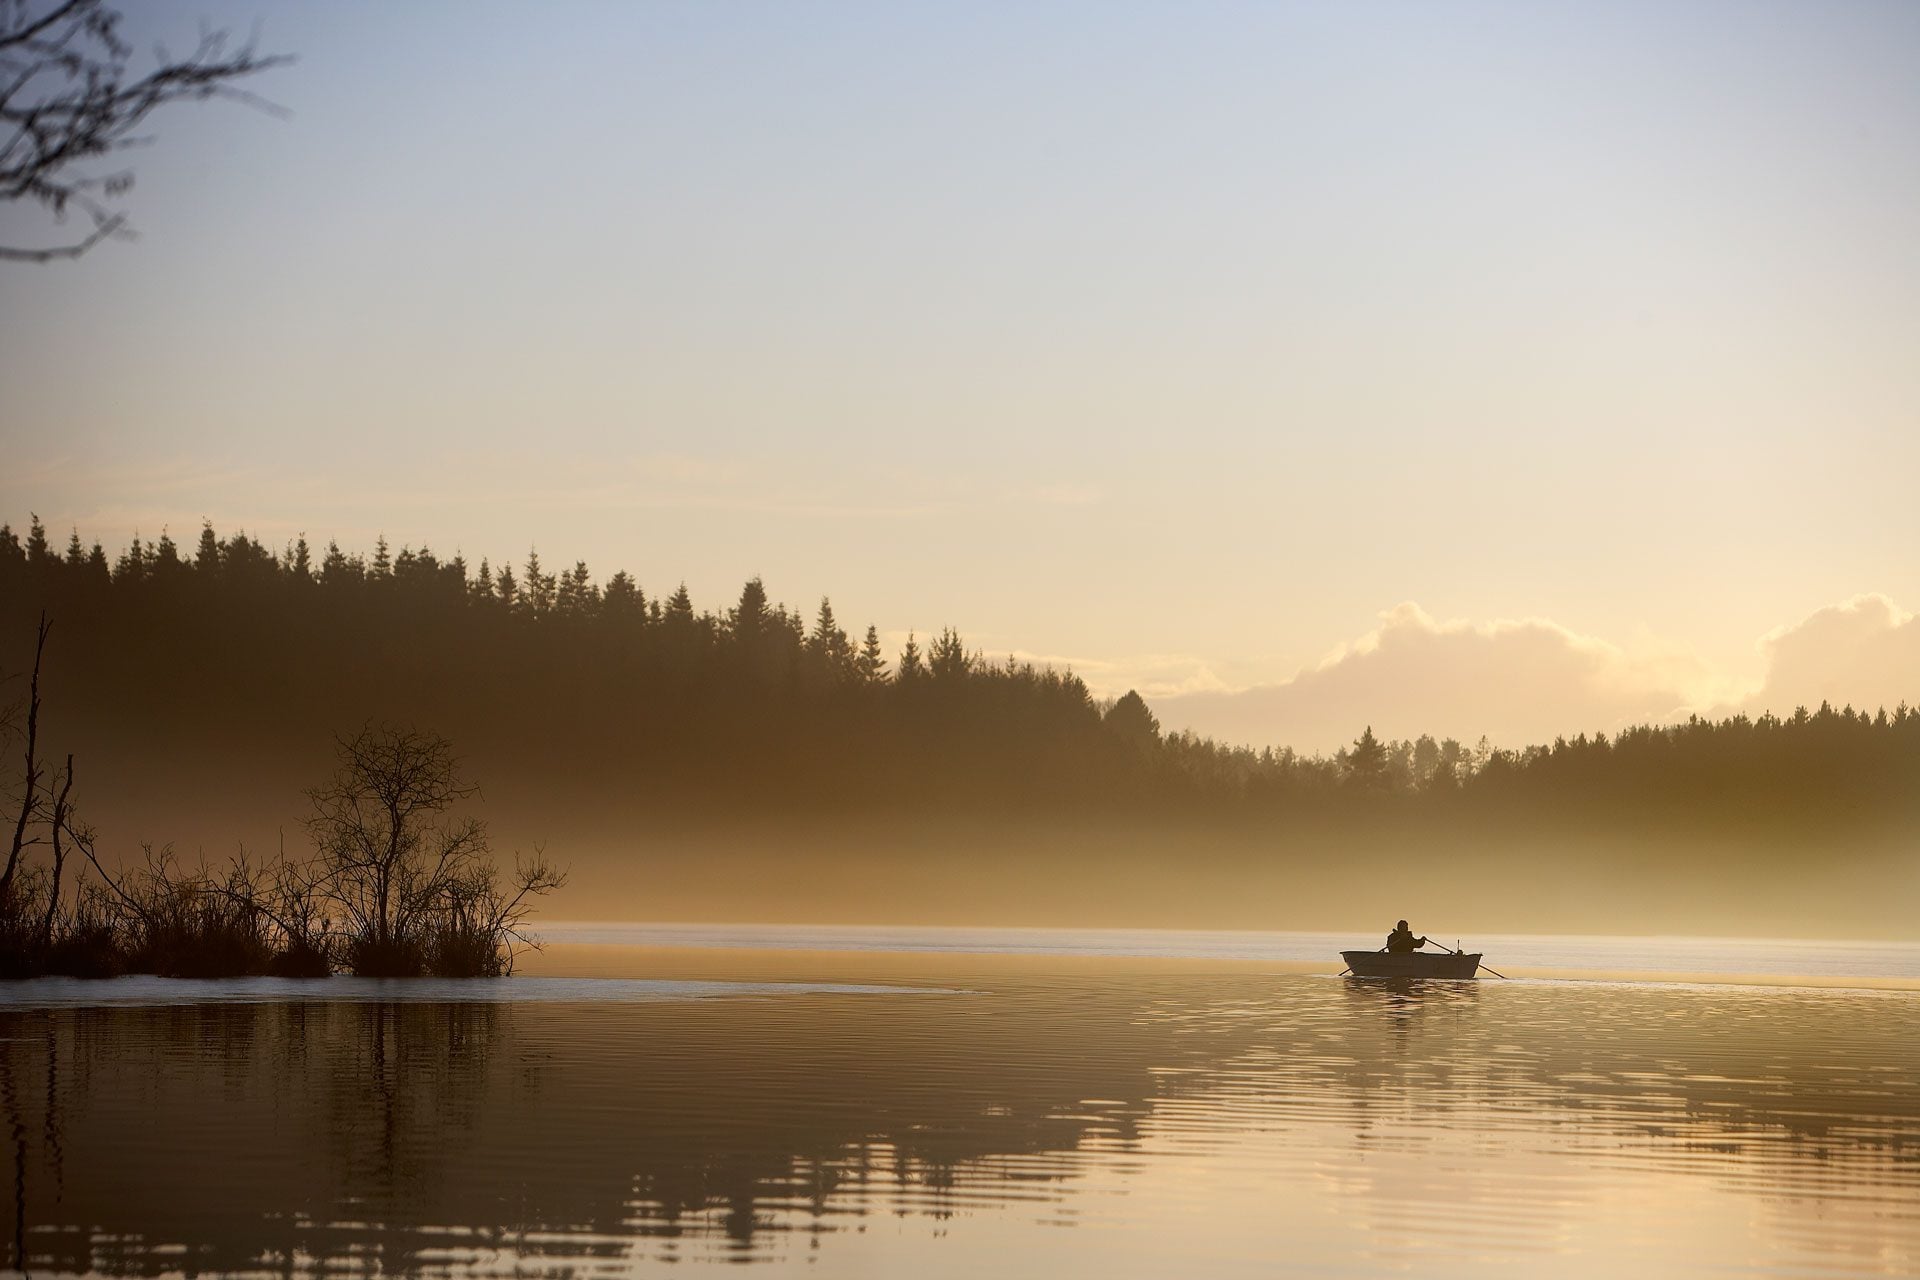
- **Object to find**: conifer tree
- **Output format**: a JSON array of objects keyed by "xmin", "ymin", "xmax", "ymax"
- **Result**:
[
  {"xmin": 898, "ymin": 632, "xmax": 924, "ymax": 681},
  {"xmin": 732, "ymin": 577, "xmax": 770, "ymax": 641},
  {"xmin": 1411, "ymin": 734, "xmax": 1440, "ymax": 788},
  {"xmin": 781, "ymin": 603, "xmax": 804, "ymax": 649},
  {"xmin": 811, "ymin": 598, "xmax": 855, "ymax": 681},
  {"xmin": 522, "ymin": 549, "xmax": 556, "ymax": 615},
  {"xmin": 319, "ymin": 540, "xmax": 350, "ymax": 586},
  {"xmin": 811, "ymin": 597, "xmax": 838, "ymax": 644},
  {"xmin": 24, "ymin": 515, "xmax": 49, "ymax": 565},
  {"xmin": 194, "ymin": 522, "xmax": 220, "ymax": 573},
  {"xmin": 557, "ymin": 561, "xmax": 595, "ymax": 615},
  {"xmin": 1103, "ymin": 690, "xmax": 1161, "ymax": 757},
  {"xmin": 1344, "ymin": 726, "xmax": 1388, "ymax": 790},
  {"xmin": 858, "ymin": 625, "xmax": 889, "ymax": 684},
  {"xmin": 522, "ymin": 548, "xmax": 560, "ymax": 614},
  {"xmin": 114, "ymin": 534, "xmax": 146, "ymax": 581},
  {"xmin": 928, "ymin": 627, "xmax": 972, "ymax": 681},
  {"xmin": 604, "ymin": 571, "xmax": 643, "ymax": 620}
]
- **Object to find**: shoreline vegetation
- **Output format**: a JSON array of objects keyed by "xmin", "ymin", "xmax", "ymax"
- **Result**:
[
  {"xmin": 2, "ymin": 615, "xmax": 564, "ymax": 979},
  {"xmin": 3, "ymin": 515, "xmax": 1917, "ymax": 939}
]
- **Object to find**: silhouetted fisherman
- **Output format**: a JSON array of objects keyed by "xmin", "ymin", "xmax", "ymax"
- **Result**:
[{"xmin": 1385, "ymin": 920, "xmax": 1430, "ymax": 954}]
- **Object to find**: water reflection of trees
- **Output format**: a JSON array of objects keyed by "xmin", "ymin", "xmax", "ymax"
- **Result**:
[
  {"xmin": 0, "ymin": 979, "xmax": 1915, "ymax": 1275},
  {"xmin": 0, "ymin": 990, "xmax": 1182, "ymax": 1274}
]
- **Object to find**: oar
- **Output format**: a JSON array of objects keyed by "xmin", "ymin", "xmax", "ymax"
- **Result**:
[
  {"xmin": 1435, "ymin": 936, "xmax": 1511, "ymax": 979},
  {"xmin": 1452, "ymin": 941, "xmax": 1513, "ymax": 980},
  {"xmin": 1338, "ymin": 944, "xmax": 1390, "ymax": 977}
]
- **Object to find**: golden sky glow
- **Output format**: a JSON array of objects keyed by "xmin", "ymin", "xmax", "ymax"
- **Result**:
[{"xmin": 3, "ymin": 1, "xmax": 1916, "ymax": 750}]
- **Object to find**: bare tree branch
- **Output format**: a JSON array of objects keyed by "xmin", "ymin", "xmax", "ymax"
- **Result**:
[
  {"xmin": 304, "ymin": 724, "xmax": 557, "ymax": 975},
  {"xmin": 1, "ymin": 611, "xmax": 50, "ymax": 903},
  {"xmin": 40, "ymin": 751, "xmax": 72, "ymax": 942},
  {"xmin": 0, "ymin": 0, "xmax": 290, "ymax": 262}
]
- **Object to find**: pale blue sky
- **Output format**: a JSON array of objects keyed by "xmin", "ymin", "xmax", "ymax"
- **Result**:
[{"xmin": 3, "ymin": 1, "xmax": 1917, "ymax": 743}]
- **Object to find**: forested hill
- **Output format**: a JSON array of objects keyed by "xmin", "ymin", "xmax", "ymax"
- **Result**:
[
  {"xmin": 6, "ymin": 515, "xmax": 1920, "ymax": 935},
  {"xmin": 3, "ymin": 515, "xmax": 1917, "ymax": 830}
]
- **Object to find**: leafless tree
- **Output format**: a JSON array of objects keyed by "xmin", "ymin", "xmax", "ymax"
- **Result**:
[
  {"xmin": 254, "ymin": 832, "xmax": 334, "ymax": 963},
  {"xmin": 0, "ymin": 612, "xmax": 49, "ymax": 905},
  {"xmin": 39, "ymin": 751, "xmax": 71, "ymax": 943},
  {"xmin": 307, "ymin": 726, "xmax": 478, "ymax": 953},
  {"xmin": 440, "ymin": 845, "xmax": 568, "ymax": 976},
  {"xmin": 1, "ymin": 0, "xmax": 290, "ymax": 262},
  {"xmin": 3, "ymin": 654, "xmax": 563, "ymax": 974},
  {"xmin": 306, "ymin": 725, "xmax": 565, "ymax": 975}
]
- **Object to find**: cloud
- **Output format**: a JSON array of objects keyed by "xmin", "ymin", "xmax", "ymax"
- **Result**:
[
  {"xmin": 1732, "ymin": 594, "xmax": 1920, "ymax": 718},
  {"xmin": 1153, "ymin": 596, "xmax": 1920, "ymax": 753},
  {"xmin": 1153, "ymin": 603, "xmax": 1726, "ymax": 753}
]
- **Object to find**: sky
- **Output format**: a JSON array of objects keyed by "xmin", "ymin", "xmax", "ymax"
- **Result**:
[{"xmin": 3, "ymin": 0, "xmax": 1917, "ymax": 751}]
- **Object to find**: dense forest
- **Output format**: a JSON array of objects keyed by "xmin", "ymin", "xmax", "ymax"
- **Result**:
[{"xmin": 3, "ymin": 516, "xmax": 1916, "ymax": 934}]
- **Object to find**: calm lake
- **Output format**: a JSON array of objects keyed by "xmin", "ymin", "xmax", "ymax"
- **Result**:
[{"xmin": 1, "ymin": 929, "xmax": 1915, "ymax": 1278}]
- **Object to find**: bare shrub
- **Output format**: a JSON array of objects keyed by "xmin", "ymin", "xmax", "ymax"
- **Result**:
[{"xmin": 307, "ymin": 725, "xmax": 565, "ymax": 977}]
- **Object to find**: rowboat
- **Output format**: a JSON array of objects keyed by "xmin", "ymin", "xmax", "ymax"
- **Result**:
[{"xmin": 1340, "ymin": 949, "xmax": 1483, "ymax": 979}]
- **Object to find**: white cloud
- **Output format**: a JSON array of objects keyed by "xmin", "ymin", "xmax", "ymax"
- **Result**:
[
  {"xmin": 938, "ymin": 597, "xmax": 1920, "ymax": 746},
  {"xmin": 1143, "ymin": 596, "xmax": 1920, "ymax": 753},
  {"xmin": 1731, "ymin": 593, "xmax": 1920, "ymax": 718}
]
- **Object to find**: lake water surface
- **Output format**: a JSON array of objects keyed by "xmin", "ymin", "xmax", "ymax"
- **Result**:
[{"xmin": 0, "ymin": 930, "xmax": 1915, "ymax": 1277}]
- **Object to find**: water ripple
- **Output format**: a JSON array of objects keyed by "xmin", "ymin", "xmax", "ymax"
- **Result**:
[{"xmin": 0, "ymin": 964, "xmax": 1912, "ymax": 1277}]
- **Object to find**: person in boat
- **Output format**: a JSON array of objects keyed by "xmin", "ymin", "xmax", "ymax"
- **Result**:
[{"xmin": 1385, "ymin": 920, "xmax": 1430, "ymax": 954}]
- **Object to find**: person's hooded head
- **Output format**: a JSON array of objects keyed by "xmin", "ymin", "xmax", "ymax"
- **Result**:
[{"xmin": 1396, "ymin": 920, "xmax": 1408, "ymax": 931}]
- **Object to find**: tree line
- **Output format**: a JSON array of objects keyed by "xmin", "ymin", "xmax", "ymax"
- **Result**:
[{"xmin": 3, "ymin": 514, "xmax": 1916, "ymax": 830}]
